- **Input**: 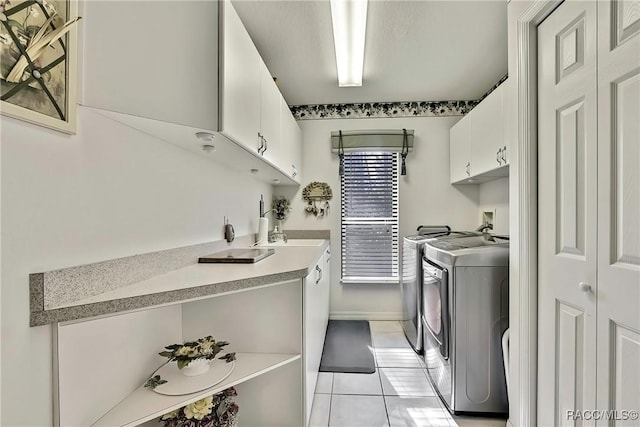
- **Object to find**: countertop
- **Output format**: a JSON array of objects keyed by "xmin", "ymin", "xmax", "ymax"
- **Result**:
[{"xmin": 30, "ymin": 240, "xmax": 329, "ymax": 326}]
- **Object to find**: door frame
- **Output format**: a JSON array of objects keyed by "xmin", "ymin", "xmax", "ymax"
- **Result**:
[{"xmin": 510, "ymin": 1, "xmax": 562, "ymax": 426}]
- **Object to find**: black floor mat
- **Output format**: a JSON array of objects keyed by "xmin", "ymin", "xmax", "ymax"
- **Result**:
[{"xmin": 319, "ymin": 320, "xmax": 375, "ymax": 373}]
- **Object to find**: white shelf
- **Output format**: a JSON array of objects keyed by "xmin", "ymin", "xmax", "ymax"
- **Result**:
[{"xmin": 92, "ymin": 353, "xmax": 300, "ymax": 427}]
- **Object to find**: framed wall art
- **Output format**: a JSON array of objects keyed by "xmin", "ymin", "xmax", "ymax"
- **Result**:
[{"xmin": 0, "ymin": 0, "xmax": 80, "ymax": 133}]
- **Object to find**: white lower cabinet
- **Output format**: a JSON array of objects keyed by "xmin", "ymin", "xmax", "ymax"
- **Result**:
[
  {"xmin": 303, "ymin": 247, "xmax": 331, "ymax": 426},
  {"xmin": 54, "ymin": 281, "xmax": 304, "ymax": 427}
]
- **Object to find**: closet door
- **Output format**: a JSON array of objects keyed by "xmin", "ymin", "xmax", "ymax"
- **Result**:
[
  {"xmin": 537, "ymin": 2, "xmax": 598, "ymax": 425},
  {"xmin": 596, "ymin": 1, "xmax": 640, "ymax": 422}
]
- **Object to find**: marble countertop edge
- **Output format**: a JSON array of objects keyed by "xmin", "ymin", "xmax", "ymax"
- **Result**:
[
  {"xmin": 29, "ymin": 238, "xmax": 330, "ymax": 327},
  {"xmin": 30, "ymin": 267, "xmax": 310, "ymax": 327}
]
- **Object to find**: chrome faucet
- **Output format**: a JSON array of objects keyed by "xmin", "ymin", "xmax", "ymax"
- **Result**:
[{"xmin": 476, "ymin": 222, "xmax": 494, "ymax": 233}]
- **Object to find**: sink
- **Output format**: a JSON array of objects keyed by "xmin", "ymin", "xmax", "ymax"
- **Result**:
[{"xmin": 257, "ymin": 239, "xmax": 325, "ymax": 247}]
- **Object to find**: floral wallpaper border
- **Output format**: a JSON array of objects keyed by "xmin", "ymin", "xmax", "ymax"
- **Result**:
[
  {"xmin": 290, "ymin": 74, "xmax": 508, "ymax": 121},
  {"xmin": 477, "ymin": 73, "xmax": 509, "ymax": 102}
]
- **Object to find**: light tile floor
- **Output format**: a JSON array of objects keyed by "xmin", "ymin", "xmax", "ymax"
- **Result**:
[{"xmin": 309, "ymin": 321, "xmax": 507, "ymax": 427}]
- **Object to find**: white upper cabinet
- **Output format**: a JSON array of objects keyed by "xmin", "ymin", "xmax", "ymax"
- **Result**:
[
  {"xmin": 280, "ymin": 96, "xmax": 302, "ymax": 182},
  {"xmin": 259, "ymin": 60, "xmax": 282, "ymax": 164},
  {"xmin": 81, "ymin": 1, "xmax": 219, "ymax": 130},
  {"xmin": 220, "ymin": 0, "xmax": 261, "ymax": 154},
  {"xmin": 450, "ymin": 115, "xmax": 472, "ymax": 183},
  {"xmin": 450, "ymin": 79, "xmax": 510, "ymax": 184},
  {"xmin": 81, "ymin": 0, "xmax": 302, "ymax": 186}
]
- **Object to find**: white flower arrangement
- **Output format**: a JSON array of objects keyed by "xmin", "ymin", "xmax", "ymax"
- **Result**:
[
  {"xmin": 160, "ymin": 388, "xmax": 239, "ymax": 427},
  {"xmin": 159, "ymin": 336, "xmax": 236, "ymax": 370}
]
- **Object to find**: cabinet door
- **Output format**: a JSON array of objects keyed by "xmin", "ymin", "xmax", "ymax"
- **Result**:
[
  {"xmin": 82, "ymin": 1, "xmax": 218, "ymax": 130},
  {"xmin": 450, "ymin": 116, "xmax": 472, "ymax": 183},
  {"xmin": 220, "ymin": 0, "xmax": 261, "ymax": 153},
  {"xmin": 280, "ymin": 97, "xmax": 302, "ymax": 182},
  {"xmin": 303, "ymin": 255, "xmax": 329, "ymax": 426},
  {"xmin": 259, "ymin": 60, "xmax": 281, "ymax": 164},
  {"xmin": 470, "ymin": 85, "xmax": 504, "ymax": 175},
  {"xmin": 321, "ymin": 246, "xmax": 331, "ymax": 336},
  {"xmin": 501, "ymin": 79, "xmax": 511, "ymax": 166}
]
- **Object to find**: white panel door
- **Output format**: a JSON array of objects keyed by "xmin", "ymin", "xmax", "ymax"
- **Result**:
[
  {"xmin": 538, "ymin": 2, "xmax": 598, "ymax": 425},
  {"xmin": 596, "ymin": 1, "xmax": 640, "ymax": 423}
]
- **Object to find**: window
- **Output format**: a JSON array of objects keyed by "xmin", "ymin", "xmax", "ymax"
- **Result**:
[{"xmin": 341, "ymin": 152, "xmax": 400, "ymax": 283}]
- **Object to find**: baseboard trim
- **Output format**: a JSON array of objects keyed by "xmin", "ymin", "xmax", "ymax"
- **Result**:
[{"xmin": 329, "ymin": 311, "xmax": 402, "ymax": 321}]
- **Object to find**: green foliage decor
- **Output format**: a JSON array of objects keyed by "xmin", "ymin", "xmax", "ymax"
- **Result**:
[{"xmin": 159, "ymin": 336, "xmax": 235, "ymax": 370}]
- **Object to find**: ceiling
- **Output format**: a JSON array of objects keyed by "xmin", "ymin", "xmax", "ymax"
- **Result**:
[{"xmin": 232, "ymin": 0, "xmax": 508, "ymax": 106}]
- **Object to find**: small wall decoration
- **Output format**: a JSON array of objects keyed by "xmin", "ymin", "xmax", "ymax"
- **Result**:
[
  {"xmin": 0, "ymin": 0, "xmax": 80, "ymax": 133},
  {"xmin": 302, "ymin": 181, "xmax": 332, "ymax": 217}
]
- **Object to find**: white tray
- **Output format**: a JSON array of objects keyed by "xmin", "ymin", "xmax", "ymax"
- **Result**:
[{"xmin": 152, "ymin": 359, "xmax": 235, "ymax": 396}]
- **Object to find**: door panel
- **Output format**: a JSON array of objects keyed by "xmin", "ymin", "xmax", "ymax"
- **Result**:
[
  {"xmin": 538, "ymin": 2, "xmax": 598, "ymax": 425},
  {"xmin": 556, "ymin": 302, "xmax": 586, "ymax": 427},
  {"xmin": 596, "ymin": 1, "xmax": 640, "ymax": 424},
  {"xmin": 556, "ymin": 98, "xmax": 587, "ymax": 257},
  {"xmin": 611, "ymin": 324, "xmax": 640, "ymax": 420},
  {"xmin": 611, "ymin": 72, "xmax": 640, "ymax": 266}
]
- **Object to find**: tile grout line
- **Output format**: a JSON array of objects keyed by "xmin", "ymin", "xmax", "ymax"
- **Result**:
[{"xmin": 327, "ymin": 372, "xmax": 333, "ymax": 427}]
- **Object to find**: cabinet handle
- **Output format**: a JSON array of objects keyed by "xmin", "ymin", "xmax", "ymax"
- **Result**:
[
  {"xmin": 497, "ymin": 148, "xmax": 502, "ymax": 165},
  {"xmin": 291, "ymin": 165, "xmax": 297, "ymax": 178},
  {"xmin": 315, "ymin": 265, "xmax": 322, "ymax": 284},
  {"xmin": 263, "ymin": 138, "xmax": 268, "ymax": 154},
  {"xmin": 257, "ymin": 133, "xmax": 265, "ymax": 154},
  {"xmin": 465, "ymin": 162, "xmax": 471, "ymax": 176},
  {"xmin": 502, "ymin": 146, "xmax": 507, "ymax": 164}
]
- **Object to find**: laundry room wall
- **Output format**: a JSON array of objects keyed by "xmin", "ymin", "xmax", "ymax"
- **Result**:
[
  {"xmin": 279, "ymin": 116, "xmax": 480, "ymax": 319},
  {"xmin": 0, "ymin": 108, "xmax": 273, "ymax": 426}
]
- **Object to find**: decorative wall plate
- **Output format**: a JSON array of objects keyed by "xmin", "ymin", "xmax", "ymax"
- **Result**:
[
  {"xmin": 151, "ymin": 359, "xmax": 235, "ymax": 396},
  {"xmin": 302, "ymin": 182, "xmax": 332, "ymax": 217}
]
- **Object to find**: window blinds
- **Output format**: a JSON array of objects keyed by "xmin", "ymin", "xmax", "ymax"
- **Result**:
[{"xmin": 341, "ymin": 152, "xmax": 400, "ymax": 283}]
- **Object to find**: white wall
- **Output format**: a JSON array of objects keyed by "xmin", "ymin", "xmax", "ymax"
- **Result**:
[
  {"xmin": 278, "ymin": 117, "xmax": 480, "ymax": 319},
  {"xmin": 0, "ymin": 108, "xmax": 272, "ymax": 426},
  {"xmin": 478, "ymin": 177, "xmax": 510, "ymax": 235}
]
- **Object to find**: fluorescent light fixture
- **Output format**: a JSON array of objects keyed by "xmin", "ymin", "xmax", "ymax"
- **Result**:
[{"xmin": 330, "ymin": 0, "xmax": 368, "ymax": 87}]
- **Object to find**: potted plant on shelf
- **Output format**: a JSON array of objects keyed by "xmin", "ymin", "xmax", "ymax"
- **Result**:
[
  {"xmin": 159, "ymin": 336, "xmax": 236, "ymax": 377},
  {"xmin": 159, "ymin": 387, "xmax": 239, "ymax": 427},
  {"xmin": 272, "ymin": 196, "xmax": 291, "ymax": 232}
]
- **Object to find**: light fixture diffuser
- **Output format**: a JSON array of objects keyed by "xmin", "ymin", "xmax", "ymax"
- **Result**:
[{"xmin": 330, "ymin": 0, "xmax": 368, "ymax": 87}]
